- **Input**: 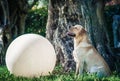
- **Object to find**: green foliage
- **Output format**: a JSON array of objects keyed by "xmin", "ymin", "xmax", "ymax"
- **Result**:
[
  {"xmin": 40, "ymin": 0, "xmax": 48, "ymax": 6},
  {"xmin": 0, "ymin": 66, "xmax": 120, "ymax": 81},
  {"xmin": 25, "ymin": 7, "xmax": 48, "ymax": 36}
]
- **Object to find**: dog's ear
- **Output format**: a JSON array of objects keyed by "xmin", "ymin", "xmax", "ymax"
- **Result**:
[{"xmin": 79, "ymin": 28, "xmax": 86, "ymax": 35}]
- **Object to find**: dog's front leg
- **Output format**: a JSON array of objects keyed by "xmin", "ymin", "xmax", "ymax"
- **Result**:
[
  {"xmin": 76, "ymin": 61, "xmax": 84, "ymax": 75},
  {"xmin": 79, "ymin": 61, "xmax": 84, "ymax": 75},
  {"xmin": 76, "ymin": 62, "xmax": 80, "ymax": 75}
]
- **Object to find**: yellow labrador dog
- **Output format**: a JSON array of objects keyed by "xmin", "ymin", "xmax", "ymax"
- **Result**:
[{"xmin": 67, "ymin": 25, "xmax": 111, "ymax": 77}]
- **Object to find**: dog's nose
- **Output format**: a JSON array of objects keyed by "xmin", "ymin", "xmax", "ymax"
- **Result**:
[
  {"xmin": 69, "ymin": 25, "xmax": 71, "ymax": 28},
  {"xmin": 67, "ymin": 25, "xmax": 71, "ymax": 30}
]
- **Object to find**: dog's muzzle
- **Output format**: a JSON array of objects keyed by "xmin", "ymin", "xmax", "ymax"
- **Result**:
[{"xmin": 67, "ymin": 32, "xmax": 76, "ymax": 37}]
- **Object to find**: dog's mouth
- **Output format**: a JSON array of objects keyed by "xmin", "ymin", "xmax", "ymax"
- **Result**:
[{"xmin": 67, "ymin": 32, "xmax": 76, "ymax": 37}]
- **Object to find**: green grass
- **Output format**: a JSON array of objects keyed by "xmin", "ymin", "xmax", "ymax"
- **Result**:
[{"xmin": 0, "ymin": 65, "xmax": 120, "ymax": 81}]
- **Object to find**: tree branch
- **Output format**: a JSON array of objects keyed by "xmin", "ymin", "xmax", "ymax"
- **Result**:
[{"xmin": 0, "ymin": 0, "xmax": 10, "ymax": 25}]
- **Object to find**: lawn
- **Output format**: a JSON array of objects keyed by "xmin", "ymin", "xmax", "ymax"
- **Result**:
[{"xmin": 0, "ymin": 65, "xmax": 120, "ymax": 81}]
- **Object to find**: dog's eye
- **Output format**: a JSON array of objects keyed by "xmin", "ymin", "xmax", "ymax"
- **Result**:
[{"xmin": 74, "ymin": 27, "xmax": 77, "ymax": 29}]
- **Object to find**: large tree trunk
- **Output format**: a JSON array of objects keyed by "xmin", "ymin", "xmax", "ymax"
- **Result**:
[
  {"xmin": 79, "ymin": 0, "xmax": 116, "ymax": 71},
  {"xmin": 80, "ymin": 0, "xmax": 120, "ymax": 72},
  {"xmin": 46, "ymin": 0, "xmax": 82, "ymax": 71},
  {"xmin": 46, "ymin": 0, "xmax": 119, "ymax": 72}
]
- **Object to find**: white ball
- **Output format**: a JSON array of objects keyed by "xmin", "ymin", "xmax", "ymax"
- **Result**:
[{"xmin": 5, "ymin": 34, "xmax": 56, "ymax": 77}]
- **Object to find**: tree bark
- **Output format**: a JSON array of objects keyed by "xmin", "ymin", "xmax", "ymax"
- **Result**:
[
  {"xmin": 46, "ymin": 0, "xmax": 83, "ymax": 71},
  {"xmin": 79, "ymin": 0, "xmax": 117, "ymax": 71}
]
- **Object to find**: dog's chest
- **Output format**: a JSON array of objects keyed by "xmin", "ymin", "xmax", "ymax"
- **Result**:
[
  {"xmin": 73, "ymin": 42, "xmax": 92, "ymax": 62},
  {"xmin": 73, "ymin": 47, "xmax": 86, "ymax": 62}
]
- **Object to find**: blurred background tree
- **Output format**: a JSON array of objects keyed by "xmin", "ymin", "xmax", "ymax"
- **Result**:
[{"xmin": 0, "ymin": 0, "xmax": 48, "ymax": 65}]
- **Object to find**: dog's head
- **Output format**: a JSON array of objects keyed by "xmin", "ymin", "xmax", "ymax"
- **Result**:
[{"xmin": 67, "ymin": 25, "xmax": 86, "ymax": 38}]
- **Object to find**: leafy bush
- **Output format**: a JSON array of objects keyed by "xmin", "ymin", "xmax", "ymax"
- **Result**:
[{"xmin": 25, "ymin": 7, "xmax": 48, "ymax": 36}]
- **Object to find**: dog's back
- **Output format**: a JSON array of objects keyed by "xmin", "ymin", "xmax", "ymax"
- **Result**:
[{"xmin": 83, "ymin": 45, "xmax": 111, "ymax": 77}]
